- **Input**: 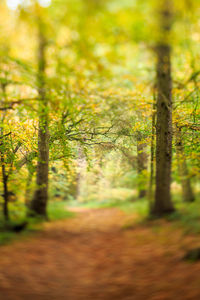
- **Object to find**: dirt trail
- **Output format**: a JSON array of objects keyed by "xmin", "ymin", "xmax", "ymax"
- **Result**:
[{"xmin": 0, "ymin": 207, "xmax": 200, "ymax": 300}]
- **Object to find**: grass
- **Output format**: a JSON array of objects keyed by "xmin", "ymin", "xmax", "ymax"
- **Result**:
[
  {"xmin": 168, "ymin": 199, "xmax": 200, "ymax": 234},
  {"xmin": 0, "ymin": 201, "xmax": 74, "ymax": 246},
  {"xmin": 48, "ymin": 201, "xmax": 75, "ymax": 221},
  {"xmin": 69, "ymin": 197, "xmax": 149, "ymax": 217}
]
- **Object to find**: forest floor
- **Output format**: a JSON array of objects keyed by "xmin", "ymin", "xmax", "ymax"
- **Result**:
[{"xmin": 0, "ymin": 207, "xmax": 200, "ymax": 300}]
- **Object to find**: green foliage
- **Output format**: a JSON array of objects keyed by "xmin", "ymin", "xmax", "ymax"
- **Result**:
[{"xmin": 0, "ymin": 0, "xmax": 199, "ymax": 223}]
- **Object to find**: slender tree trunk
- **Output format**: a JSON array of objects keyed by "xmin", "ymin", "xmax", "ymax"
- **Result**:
[
  {"xmin": 136, "ymin": 131, "xmax": 147, "ymax": 198},
  {"xmin": 29, "ymin": 20, "xmax": 49, "ymax": 217},
  {"xmin": 148, "ymin": 97, "xmax": 156, "ymax": 210},
  {"xmin": 0, "ymin": 83, "xmax": 9, "ymax": 221},
  {"xmin": 175, "ymin": 126, "xmax": 195, "ymax": 202},
  {"xmin": 1, "ymin": 153, "xmax": 9, "ymax": 220},
  {"xmin": 25, "ymin": 166, "xmax": 35, "ymax": 206},
  {"xmin": 152, "ymin": 0, "xmax": 175, "ymax": 216},
  {"xmin": 0, "ymin": 126, "xmax": 9, "ymax": 221},
  {"xmin": 75, "ymin": 147, "xmax": 85, "ymax": 199}
]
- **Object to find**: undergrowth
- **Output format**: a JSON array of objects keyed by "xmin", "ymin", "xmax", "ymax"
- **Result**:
[{"xmin": 0, "ymin": 201, "xmax": 74, "ymax": 245}]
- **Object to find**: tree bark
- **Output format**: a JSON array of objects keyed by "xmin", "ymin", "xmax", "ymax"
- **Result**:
[
  {"xmin": 25, "ymin": 164, "xmax": 35, "ymax": 206},
  {"xmin": 152, "ymin": 0, "xmax": 175, "ymax": 216},
  {"xmin": 29, "ymin": 20, "xmax": 49, "ymax": 217},
  {"xmin": 175, "ymin": 126, "xmax": 195, "ymax": 202},
  {"xmin": 75, "ymin": 146, "xmax": 87, "ymax": 200},
  {"xmin": 148, "ymin": 96, "xmax": 156, "ymax": 210},
  {"xmin": 0, "ymin": 83, "xmax": 9, "ymax": 221},
  {"xmin": 1, "ymin": 153, "xmax": 9, "ymax": 220},
  {"xmin": 136, "ymin": 131, "xmax": 147, "ymax": 198}
]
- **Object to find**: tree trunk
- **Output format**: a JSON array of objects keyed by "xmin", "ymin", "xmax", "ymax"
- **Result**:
[
  {"xmin": 148, "ymin": 96, "xmax": 156, "ymax": 210},
  {"xmin": 0, "ymin": 83, "xmax": 9, "ymax": 221},
  {"xmin": 136, "ymin": 131, "xmax": 147, "ymax": 198},
  {"xmin": 29, "ymin": 20, "xmax": 49, "ymax": 217},
  {"xmin": 1, "ymin": 153, "xmax": 9, "ymax": 221},
  {"xmin": 75, "ymin": 147, "xmax": 85, "ymax": 199},
  {"xmin": 175, "ymin": 126, "xmax": 195, "ymax": 202},
  {"xmin": 152, "ymin": 0, "xmax": 175, "ymax": 216},
  {"xmin": 25, "ymin": 165, "xmax": 35, "ymax": 206}
]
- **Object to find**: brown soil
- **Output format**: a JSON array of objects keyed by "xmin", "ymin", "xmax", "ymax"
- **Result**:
[{"xmin": 0, "ymin": 207, "xmax": 200, "ymax": 300}]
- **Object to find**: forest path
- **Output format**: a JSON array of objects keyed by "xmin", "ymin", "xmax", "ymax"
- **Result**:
[{"xmin": 0, "ymin": 207, "xmax": 200, "ymax": 300}]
